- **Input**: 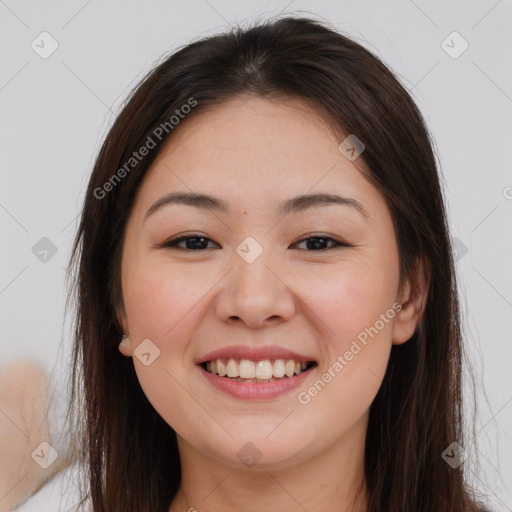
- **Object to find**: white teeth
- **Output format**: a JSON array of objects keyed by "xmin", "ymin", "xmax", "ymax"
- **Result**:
[
  {"xmin": 239, "ymin": 359, "xmax": 256, "ymax": 379},
  {"xmin": 285, "ymin": 360, "xmax": 295, "ymax": 377},
  {"xmin": 255, "ymin": 360, "xmax": 273, "ymax": 380},
  {"xmin": 273, "ymin": 359, "xmax": 285, "ymax": 378},
  {"xmin": 217, "ymin": 359, "xmax": 227, "ymax": 377},
  {"xmin": 204, "ymin": 357, "xmax": 312, "ymax": 379},
  {"xmin": 226, "ymin": 358, "xmax": 239, "ymax": 378}
]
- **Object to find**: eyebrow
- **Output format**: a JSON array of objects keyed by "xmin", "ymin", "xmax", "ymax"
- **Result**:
[{"xmin": 144, "ymin": 191, "xmax": 369, "ymax": 221}]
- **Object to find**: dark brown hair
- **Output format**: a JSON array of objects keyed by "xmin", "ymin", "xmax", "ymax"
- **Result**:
[{"xmin": 65, "ymin": 14, "xmax": 487, "ymax": 512}]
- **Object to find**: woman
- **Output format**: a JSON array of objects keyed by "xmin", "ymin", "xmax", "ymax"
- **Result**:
[{"xmin": 62, "ymin": 15, "xmax": 489, "ymax": 512}]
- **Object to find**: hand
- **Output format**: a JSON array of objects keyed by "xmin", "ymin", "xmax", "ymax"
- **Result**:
[{"xmin": 0, "ymin": 360, "xmax": 69, "ymax": 511}]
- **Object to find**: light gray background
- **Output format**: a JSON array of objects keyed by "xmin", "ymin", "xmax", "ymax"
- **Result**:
[{"xmin": 1, "ymin": 1, "xmax": 511, "ymax": 510}]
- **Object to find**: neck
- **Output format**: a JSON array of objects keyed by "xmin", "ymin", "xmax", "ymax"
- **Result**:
[{"xmin": 169, "ymin": 412, "xmax": 369, "ymax": 512}]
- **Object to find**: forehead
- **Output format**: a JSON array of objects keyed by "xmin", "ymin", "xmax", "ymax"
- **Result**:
[
  {"xmin": 131, "ymin": 96, "xmax": 382, "ymax": 220},
  {"xmin": 157, "ymin": 95, "xmax": 345, "ymax": 170}
]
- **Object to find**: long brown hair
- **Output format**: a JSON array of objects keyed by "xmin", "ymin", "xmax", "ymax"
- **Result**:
[{"xmin": 65, "ymin": 14, "xmax": 488, "ymax": 511}]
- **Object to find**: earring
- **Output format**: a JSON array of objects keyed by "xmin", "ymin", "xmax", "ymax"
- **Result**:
[{"xmin": 119, "ymin": 334, "xmax": 130, "ymax": 349}]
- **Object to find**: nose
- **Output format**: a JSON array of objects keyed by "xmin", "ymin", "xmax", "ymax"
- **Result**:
[{"xmin": 215, "ymin": 252, "xmax": 296, "ymax": 329}]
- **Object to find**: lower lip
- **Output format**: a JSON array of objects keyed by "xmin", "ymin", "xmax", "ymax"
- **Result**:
[{"xmin": 198, "ymin": 364, "xmax": 316, "ymax": 400}]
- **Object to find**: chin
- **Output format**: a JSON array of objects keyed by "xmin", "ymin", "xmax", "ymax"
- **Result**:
[{"xmin": 196, "ymin": 428, "xmax": 318, "ymax": 471}]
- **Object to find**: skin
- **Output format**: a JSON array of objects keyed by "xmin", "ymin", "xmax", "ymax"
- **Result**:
[
  {"xmin": 0, "ymin": 360, "xmax": 70, "ymax": 512},
  {"xmin": 117, "ymin": 96, "xmax": 428, "ymax": 512}
]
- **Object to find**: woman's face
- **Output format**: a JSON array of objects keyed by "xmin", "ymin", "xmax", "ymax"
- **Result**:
[{"xmin": 117, "ymin": 96, "xmax": 419, "ymax": 470}]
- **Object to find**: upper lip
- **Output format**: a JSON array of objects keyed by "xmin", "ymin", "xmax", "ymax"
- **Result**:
[{"xmin": 195, "ymin": 345, "xmax": 317, "ymax": 365}]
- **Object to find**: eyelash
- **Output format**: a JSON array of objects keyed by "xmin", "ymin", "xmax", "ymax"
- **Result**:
[{"xmin": 162, "ymin": 234, "xmax": 351, "ymax": 251}]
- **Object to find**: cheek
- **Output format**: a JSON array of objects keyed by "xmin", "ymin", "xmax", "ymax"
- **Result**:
[
  {"xmin": 301, "ymin": 260, "xmax": 397, "ymax": 344},
  {"xmin": 295, "ymin": 261, "xmax": 396, "ymax": 403},
  {"xmin": 122, "ymin": 261, "xmax": 207, "ymax": 427},
  {"xmin": 123, "ymin": 258, "xmax": 208, "ymax": 340}
]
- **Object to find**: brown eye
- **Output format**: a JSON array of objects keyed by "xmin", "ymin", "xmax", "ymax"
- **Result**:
[
  {"xmin": 164, "ymin": 235, "xmax": 219, "ymax": 251},
  {"xmin": 162, "ymin": 234, "xmax": 350, "ymax": 252},
  {"xmin": 293, "ymin": 236, "xmax": 349, "ymax": 251}
]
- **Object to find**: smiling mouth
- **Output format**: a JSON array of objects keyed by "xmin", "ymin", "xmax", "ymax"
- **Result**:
[{"xmin": 200, "ymin": 358, "xmax": 317, "ymax": 383}]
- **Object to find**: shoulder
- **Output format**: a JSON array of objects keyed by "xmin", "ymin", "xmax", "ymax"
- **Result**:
[{"xmin": 12, "ymin": 461, "xmax": 91, "ymax": 512}]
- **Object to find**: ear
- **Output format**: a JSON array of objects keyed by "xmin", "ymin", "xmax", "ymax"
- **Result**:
[
  {"xmin": 392, "ymin": 257, "xmax": 430, "ymax": 345},
  {"xmin": 114, "ymin": 304, "xmax": 133, "ymax": 357}
]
